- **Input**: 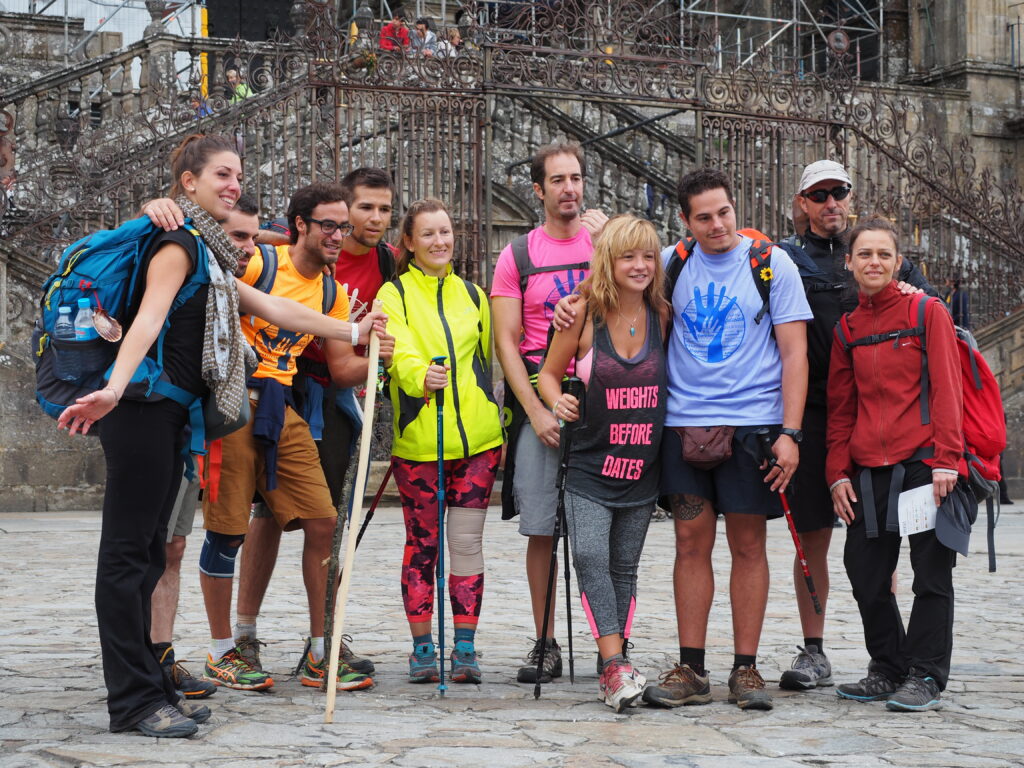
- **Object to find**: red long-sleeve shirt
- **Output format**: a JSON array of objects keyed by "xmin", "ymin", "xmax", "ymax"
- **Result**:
[{"xmin": 826, "ymin": 281, "xmax": 964, "ymax": 485}]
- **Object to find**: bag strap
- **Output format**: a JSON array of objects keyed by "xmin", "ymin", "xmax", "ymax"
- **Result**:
[
  {"xmin": 512, "ymin": 232, "xmax": 588, "ymax": 295},
  {"xmin": 253, "ymin": 243, "xmax": 279, "ymax": 295},
  {"xmin": 748, "ymin": 239, "xmax": 773, "ymax": 326},
  {"xmin": 376, "ymin": 242, "xmax": 397, "ymax": 282}
]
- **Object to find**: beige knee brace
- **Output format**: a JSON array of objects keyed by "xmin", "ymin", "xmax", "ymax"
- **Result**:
[{"xmin": 447, "ymin": 507, "xmax": 485, "ymax": 576}]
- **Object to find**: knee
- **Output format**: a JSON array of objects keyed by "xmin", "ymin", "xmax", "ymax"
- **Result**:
[
  {"xmin": 447, "ymin": 507, "xmax": 484, "ymax": 576},
  {"xmin": 164, "ymin": 535, "xmax": 187, "ymax": 570},
  {"xmin": 302, "ymin": 516, "xmax": 337, "ymax": 544},
  {"xmin": 800, "ymin": 528, "xmax": 833, "ymax": 559},
  {"xmin": 728, "ymin": 533, "xmax": 766, "ymax": 565},
  {"xmin": 199, "ymin": 531, "xmax": 244, "ymax": 578}
]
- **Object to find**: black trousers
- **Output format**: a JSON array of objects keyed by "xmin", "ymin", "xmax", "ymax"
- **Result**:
[
  {"xmin": 317, "ymin": 385, "xmax": 355, "ymax": 508},
  {"xmin": 843, "ymin": 461, "xmax": 957, "ymax": 690},
  {"xmin": 96, "ymin": 399, "xmax": 187, "ymax": 731}
]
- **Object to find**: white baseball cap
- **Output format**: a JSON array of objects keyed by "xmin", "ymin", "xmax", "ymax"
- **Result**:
[{"xmin": 799, "ymin": 160, "xmax": 852, "ymax": 193}]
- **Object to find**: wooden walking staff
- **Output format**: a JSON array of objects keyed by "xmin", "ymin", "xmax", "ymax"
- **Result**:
[{"xmin": 324, "ymin": 299, "xmax": 383, "ymax": 724}]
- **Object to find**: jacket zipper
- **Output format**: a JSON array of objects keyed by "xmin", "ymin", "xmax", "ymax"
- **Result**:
[{"xmin": 437, "ymin": 276, "xmax": 471, "ymax": 458}]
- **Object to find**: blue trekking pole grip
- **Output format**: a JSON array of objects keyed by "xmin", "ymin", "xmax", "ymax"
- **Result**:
[{"xmin": 431, "ymin": 355, "xmax": 448, "ymax": 696}]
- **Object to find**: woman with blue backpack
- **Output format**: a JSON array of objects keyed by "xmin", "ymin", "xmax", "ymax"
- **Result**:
[
  {"xmin": 55, "ymin": 133, "xmax": 384, "ymax": 737},
  {"xmin": 827, "ymin": 216, "xmax": 965, "ymax": 713}
]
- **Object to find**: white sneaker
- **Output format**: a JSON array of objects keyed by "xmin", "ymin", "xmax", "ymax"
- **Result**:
[{"xmin": 598, "ymin": 659, "xmax": 643, "ymax": 713}]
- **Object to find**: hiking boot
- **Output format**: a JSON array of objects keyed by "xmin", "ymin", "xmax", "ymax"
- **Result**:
[
  {"xmin": 409, "ymin": 642, "xmax": 440, "ymax": 683},
  {"xmin": 340, "ymin": 634, "xmax": 375, "ymax": 675},
  {"xmin": 516, "ymin": 638, "xmax": 563, "ymax": 683},
  {"xmin": 298, "ymin": 639, "xmax": 373, "ymax": 691},
  {"xmin": 203, "ymin": 648, "xmax": 274, "ymax": 691},
  {"xmin": 836, "ymin": 668, "xmax": 899, "ymax": 702},
  {"xmin": 174, "ymin": 695, "xmax": 211, "ymax": 724},
  {"xmin": 779, "ymin": 645, "xmax": 833, "ymax": 690},
  {"xmin": 886, "ymin": 674, "xmax": 942, "ymax": 712},
  {"xmin": 598, "ymin": 658, "xmax": 644, "ymax": 713},
  {"xmin": 450, "ymin": 641, "xmax": 482, "ymax": 684},
  {"xmin": 728, "ymin": 665, "xmax": 774, "ymax": 710},
  {"xmin": 158, "ymin": 646, "xmax": 216, "ymax": 699},
  {"xmin": 234, "ymin": 635, "xmax": 265, "ymax": 673},
  {"xmin": 133, "ymin": 704, "xmax": 198, "ymax": 738},
  {"xmin": 641, "ymin": 663, "xmax": 712, "ymax": 707}
]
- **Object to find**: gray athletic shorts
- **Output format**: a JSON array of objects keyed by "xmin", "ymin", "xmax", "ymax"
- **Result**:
[
  {"xmin": 512, "ymin": 422, "xmax": 558, "ymax": 537},
  {"xmin": 165, "ymin": 472, "xmax": 201, "ymax": 542}
]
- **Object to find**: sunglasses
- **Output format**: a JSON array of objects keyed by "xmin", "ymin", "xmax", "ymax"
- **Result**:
[
  {"xmin": 305, "ymin": 217, "xmax": 354, "ymax": 237},
  {"xmin": 801, "ymin": 185, "xmax": 852, "ymax": 204}
]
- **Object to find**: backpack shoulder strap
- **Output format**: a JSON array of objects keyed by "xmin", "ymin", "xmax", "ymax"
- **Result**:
[
  {"xmin": 460, "ymin": 276, "xmax": 487, "ymax": 359},
  {"xmin": 836, "ymin": 312, "xmax": 855, "ymax": 351},
  {"xmin": 321, "ymin": 273, "xmax": 338, "ymax": 316},
  {"xmin": 748, "ymin": 239, "xmax": 773, "ymax": 325},
  {"xmin": 377, "ymin": 242, "xmax": 397, "ymax": 282},
  {"xmin": 512, "ymin": 234, "xmax": 532, "ymax": 295},
  {"xmin": 665, "ymin": 236, "xmax": 697, "ymax": 298},
  {"xmin": 915, "ymin": 293, "xmax": 933, "ymax": 425},
  {"xmin": 391, "ymin": 275, "xmax": 408, "ymax": 323},
  {"xmin": 253, "ymin": 244, "xmax": 279, "ymax": 295}
]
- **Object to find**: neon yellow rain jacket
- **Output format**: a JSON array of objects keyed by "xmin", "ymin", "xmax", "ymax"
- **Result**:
[{"xmin": 379, "ymin": 262, "xmax": 504, "ymax": 462}]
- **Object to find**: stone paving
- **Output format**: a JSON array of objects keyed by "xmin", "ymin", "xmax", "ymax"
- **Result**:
[{"xmin": 1, "ymin": 502, "xmax": 1022, "ymax": 767}]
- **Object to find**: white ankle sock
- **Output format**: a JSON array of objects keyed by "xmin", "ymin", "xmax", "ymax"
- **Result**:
[
  {"xmin": 310, "ymin": 636, "xmax": 325, "ymax": 662},
  {"xmin": 210, "ymin": 637, "xmax": 236, "ymax": 660}
]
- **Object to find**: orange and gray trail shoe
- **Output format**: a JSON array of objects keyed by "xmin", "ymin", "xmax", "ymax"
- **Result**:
[
  {"xmin": 203, "ymin": 648, "xmax": 274, "ymax": 691},
  {"xmin": 298, "ymin": 639, "xmax": 373, "ymax": 691}
]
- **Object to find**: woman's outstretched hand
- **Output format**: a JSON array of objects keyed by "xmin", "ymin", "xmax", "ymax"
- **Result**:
[{"xmin": 57, "ymin": 388, "xmax": 120, "ymax": 435}]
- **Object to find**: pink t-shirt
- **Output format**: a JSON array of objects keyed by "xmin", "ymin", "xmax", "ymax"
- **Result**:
[{"xmin": 490, "ymin": 226, "xmax": 593, "ymax": 363}]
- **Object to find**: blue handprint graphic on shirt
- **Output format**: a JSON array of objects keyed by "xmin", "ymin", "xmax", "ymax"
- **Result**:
[
  {"xmin": 543, "ymin": 270, "xmax": 587, "ymax": 319},
  {"xmin": 679, "ymin": 281, "xmax": 745, "ymax": 363}
]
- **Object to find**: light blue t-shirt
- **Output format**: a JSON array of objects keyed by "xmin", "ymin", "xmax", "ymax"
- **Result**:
[{"xmin": 662, "ymin": 235, "xmax": 812, "ymax": 426}]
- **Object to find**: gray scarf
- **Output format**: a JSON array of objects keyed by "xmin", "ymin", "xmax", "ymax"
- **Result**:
[{"xmin": 176, "ymin": 195, "xmax": 257, "ymax": 422}]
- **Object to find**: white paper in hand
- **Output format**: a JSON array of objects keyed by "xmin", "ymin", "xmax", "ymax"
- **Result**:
[{"xmin": 898, "ymin": 484, "xmax": 937, "ymax": 536}]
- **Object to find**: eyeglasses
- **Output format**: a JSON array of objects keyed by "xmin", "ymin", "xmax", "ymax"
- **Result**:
[
  {"xmin": 305, "ymin": 217, "xmax": 354, "ymax": 237},
  {"xmin": 801, "ymin": 185, "xmax": 852, "ymax": 204}
]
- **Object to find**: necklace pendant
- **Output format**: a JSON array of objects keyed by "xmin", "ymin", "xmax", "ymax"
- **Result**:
[{"xmin": 629, "ymin": 325, "xmax": 636, "ymax": 337}]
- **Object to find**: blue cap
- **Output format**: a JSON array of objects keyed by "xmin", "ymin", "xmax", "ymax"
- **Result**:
[{"xmin": 77, "ymin": 297, "xmax": 91, "ymax": 308}]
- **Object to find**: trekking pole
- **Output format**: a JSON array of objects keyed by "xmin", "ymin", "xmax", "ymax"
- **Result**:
[
  {"xmin": 431, "ymin": 355, "xmax": 449, "ymax": 697},
  {"xmin": 534, "ymin": 376, "xmax": 584, "ymax": 698},
  {"xmin": 354, "ymin": 465, "xmax": 392, "ymax": 550},
  {"xmin": 324, "ymin": 300, "xmax": 383, "ymax": 724},
  {"xmin": 560, "ymin": 377, "xmax": 584, "ymax": 684},
  {"xmin": 755, "ymin": 429, "xmax": 822, "ymax": 615}
]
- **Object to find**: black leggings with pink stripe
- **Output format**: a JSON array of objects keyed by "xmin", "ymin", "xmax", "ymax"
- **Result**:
[{"xmin": 391, "ymin": 447, "xmax": 500, "ymax": 625}]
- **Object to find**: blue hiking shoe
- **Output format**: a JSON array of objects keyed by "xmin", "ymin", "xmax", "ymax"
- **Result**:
[
  {"xmin": 886, "ymin": 674, "xmax": 942, "ymax": 712},
  {"xmin": 409, "ymin": 642, "xmax": 440, "ymax": 683},
  {"xmin": 450, "ymin": 641, "xmax": 482, "ymax": 684}
]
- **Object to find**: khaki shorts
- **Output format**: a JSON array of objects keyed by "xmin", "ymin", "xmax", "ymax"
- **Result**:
[
  {"xmin": 165, "ymin": 472, "xmax": 201, "ymax": 542},
  {"xmin": 202, "ymin": 400, "xmax": 336, "ymax": 536}
]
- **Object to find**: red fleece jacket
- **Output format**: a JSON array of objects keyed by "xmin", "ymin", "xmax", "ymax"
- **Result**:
[{"xmin": 826, "ymin": 281, "xmax": 963, "ymax": 485}]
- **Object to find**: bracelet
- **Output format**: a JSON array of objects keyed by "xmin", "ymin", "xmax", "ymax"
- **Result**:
[
  {"xmin": 102, "ymin": 386, "xmax": 120, "ymax": 403},
  {"xmin": 829, "ymin": 478, "xmax": 851, "ymax": 493},
  {"xmin": 551, "ymin": 398, "xmax": 561, "ymax": 416},
  {"xmin": 349, "ymin": 322, "xmax": 360, "ymax": 347}
]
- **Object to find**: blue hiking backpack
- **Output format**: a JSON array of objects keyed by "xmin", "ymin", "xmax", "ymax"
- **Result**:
[{"xmin": 33, "ymin": 215, "xmax": 211, "ymax": 454}]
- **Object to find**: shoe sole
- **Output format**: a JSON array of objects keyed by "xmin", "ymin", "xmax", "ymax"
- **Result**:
[
  {"xmin": 780, "ymin": 672, "xmax": 834, "ymax": 690},
  {"xmin": 451, "ymin": 672, "xmax": 482, "ymax": 684},
  {"xmin": 301, "ymin": 677, "xmax": 373, "ymax": 691},
  {"xmin": 135, "ymin": 721, "xmax": 198, "ymax": 738},
  {"xmin": 641, "ymin": 688, "xmax": 712, "ymax": 708},
  {"xmin": 409, "ymin": 675, "xmax": 440, "ymax": 683},
  {"xmin": 836, "ymin": 689, "xmax": 892, "ymax": 702},
  {"xmin": 178, "ymin": 686, "xmax": 217, "ymax": 699},
  {"xmin": 517, "ymin": 660, "xmax": 563, "ymax": 684},
  {"xmin": 203, "ymin": 674, "xmax": 274, "ymax": 691},
  {"xmin": 605, "ymin": 691, "xmax": 642, "ymax": 713},
  {"xmin": 730, "ymin": 695, "xmax": 774, "ymax": 711},
  {"xmin": 885, "ymin": 698, "xmax": 940, "ymax": 712}
]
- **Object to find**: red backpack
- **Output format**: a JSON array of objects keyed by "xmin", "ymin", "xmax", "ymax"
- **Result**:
[{"xmin": 837, "ymin": 293, "xmax": 1006, "ymax": 570}]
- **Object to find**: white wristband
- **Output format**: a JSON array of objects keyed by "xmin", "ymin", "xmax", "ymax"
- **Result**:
[
  {"xmin": 350, "ymin": 322, "xmax": 359, "ymax": 347},
  {"xmin": 829, "ymin": 478, "xmax": 852, "ymax": 493}
]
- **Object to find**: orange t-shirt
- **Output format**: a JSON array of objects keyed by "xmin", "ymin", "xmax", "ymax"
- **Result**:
[{"xmin": 240, "ymin": 245, "xmax": 349, "ymax": 385}]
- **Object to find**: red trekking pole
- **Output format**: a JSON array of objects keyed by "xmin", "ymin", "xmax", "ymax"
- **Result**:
[{"xmin": 755, "ymin": 429, "xmax": 822, "ymax": 615}]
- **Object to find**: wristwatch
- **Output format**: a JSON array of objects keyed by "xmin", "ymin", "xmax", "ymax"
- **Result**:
[{"xmin": 780, "ymin": 427, "xmax": 804, "ymax": 443}]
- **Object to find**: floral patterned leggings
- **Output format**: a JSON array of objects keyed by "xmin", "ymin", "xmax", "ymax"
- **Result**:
[{"xmin": 391, "ymin": 447, "xmax": 501, "ymax": 625}]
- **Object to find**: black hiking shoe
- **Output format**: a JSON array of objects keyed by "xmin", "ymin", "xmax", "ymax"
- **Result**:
[
  {"xmin": 836, "ymin": 668, "xmax": 899, "ymax": 702},
  {"xmin": 517, "ymin": 638, "xmax": 562, "ymax": 683}
]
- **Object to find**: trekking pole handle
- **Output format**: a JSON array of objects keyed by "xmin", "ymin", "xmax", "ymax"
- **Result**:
[
  {"xmin": 430, "ymin": 356, "xmax": 447, "ymax": 407},
  {"xmin": 561, "ymin": 376, "xmax": 585, "ymax": 426},
  {"xmin": 754, "ymin": 427, "xmax": 777, "ymax": 468}
]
